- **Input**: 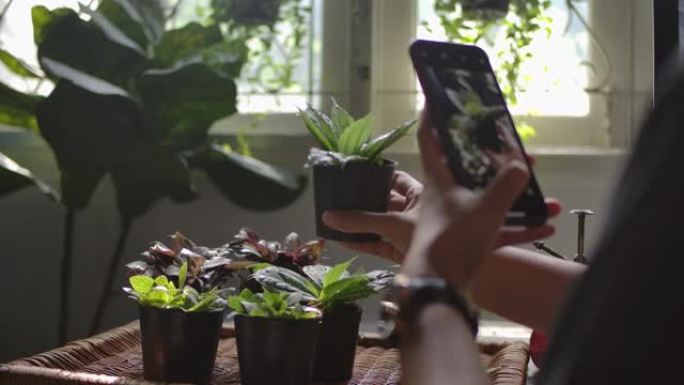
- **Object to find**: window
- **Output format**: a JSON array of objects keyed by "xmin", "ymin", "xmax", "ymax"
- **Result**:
[{"xmin": 371, "ymin": 0, "xmax": 655, "ymax": 149}]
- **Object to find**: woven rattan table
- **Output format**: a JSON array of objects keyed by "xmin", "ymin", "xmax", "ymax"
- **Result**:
[{"xmin": 0, "ymin": 321, "xmax": 530, "ymax": 385}]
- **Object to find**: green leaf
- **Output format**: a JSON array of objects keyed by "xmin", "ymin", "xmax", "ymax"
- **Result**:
[
  {"xmin": 139, "ymin": 62, "xmax": 237, "ymax": 150},
  {"xmin": 322, "ymin": 258, "xmax": 354, "ymax": 287},
  {"xmin": 319, "ymin": 276, "xmax": 374, "ymax": 308},
  {"xmin": 78, "ymin": 4, "xmax": 146, "ymax": 56},
  {"xmin": 31, "ymin": 6, "xmax": 72, "ymax": 47},
  {"xmin": 365, "ymin": 270, "xmax": 395, "ymax": 292},
  {"xmin": 146, "ymin": 288, "xmax": 171, "ymax": 307},
  {"xmin": 201, "ymin": 40, "xmax": 248, "ymax": 79},
  {"xmin": 360, "ymin": 119, "xmax": 417, "ymax": 161},
  {"xmin": 0, "ymin": 152, "xmax": 58, "ymax": 200},
  {"xmin": 298, "ymin": 107, "xmax": 335, "ymax": 151},
  {"xmin": 302, "ymin": 265, "xmax": 331, "ymax": 288},
  {"xmin": 0, "ymin": 82, "xmax": 41, "ymax": 131},
  {"xmin": 188, "ymin": 290, "xmax": 219, "ymax": 312},
  {"xmin": 187, "ymin": 145, "xmax": 307, "ymax": 211},
  {"xmin": 337, "ymin": 115, "xmax": 373, "ymax": 156},
  {"xmin": 330, "ymin": 99, "xmax": 353, "ymax": 137},
  {"xmin": 154, "ymin": 275, "xmax": 168, "ymax": 287},
  {"xmin": 97, "ymin": 0, "xmax": 149, "ymax": 49},
  {"xmin": 129, "ymin": 275, "xmax": 154, "ymax": 293},
  {"xmin": 178, "ymin": 261, "xmax": 188, "ymax": 289},
  {"xmin": 228, "ymin": 295, "xmax": 246, "ymax": 314},
  {"xmin": 154, "ymin": 23, "xmax": 223, "ymax": 68},
  {"xmin": 35, "ymin": 8, "xmax": 147, "ymax": 88},
  {"xmin": 251, "ymin": 266, "xmax": 317, "ymax": 301},
  {"xmin": 0, "ymin": 49, "xmax": 41, "ymax": 79}
]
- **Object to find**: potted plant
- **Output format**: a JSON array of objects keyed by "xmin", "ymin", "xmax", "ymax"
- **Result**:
[
  {"xmin": 299, "ymin": 100, "xmax": 417, "ymax": 241},
  {"xmin": 252, "ymin": 259, "xmax": 394, "ymax": 381},
  {"xmin": 228, "ymin": 288, "xmax": 321, "ymax": 385},
  {"xmin": 461, "ymin": 0, "xmax": 510, "ymax": 20},
  {"xmin": 124, "ymin": 261, "xmax": 228, "ymax": 384}
]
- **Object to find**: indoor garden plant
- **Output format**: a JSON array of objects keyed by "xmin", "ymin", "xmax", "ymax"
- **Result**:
[
  {"xmin": 228, "ymin": 288, "xmax": 321, "ymax": 385},
  {"xmin": 125, "ymin": 261, "xmax": 228, "ymax": 383},
  {"xmin": 300, "ymin": 100, "xmax": 417, "ymax": 241},
  {"xmin": 252, "ymin": 258, "xmax": 394, "ymax": 381}
]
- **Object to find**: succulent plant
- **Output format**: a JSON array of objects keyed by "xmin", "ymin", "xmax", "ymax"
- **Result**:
[
  {"xmin": 228, "ymin": 288, "xmax": 321, "ymax": 320},
  {"xmin": 299, "ymin": 99, "xmax": 417, "ymax": 166}
]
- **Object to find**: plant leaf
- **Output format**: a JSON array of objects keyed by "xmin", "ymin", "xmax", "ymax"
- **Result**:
[
  {"xmin": 298, "ymin": 107, "xmax": 335, "ymax": 151},
  {"xmin": 0, "ymin": 82, "xmax": 41, "ymax": 131},
  {"xmin": 360, "ymin": 119, "xmax": 417, "ymax": 160},
  {"xmin": 187, "ymin": 145, "xmax": 307, "ymax": 211},
  {"xmin": 337, "ymin": 115, "xmax": 373, "ymax": 155},
  {"xmin": 78, "ymin": 4, "xmax": 146, "ymax": 56},
  {"xmin": 251, "ymin": 266, "xmax": 317, "ymax": 301},
  {"xmin": 96, "ymin": 0, "xmax": 149, "ymax": 48},
  {"xmin": 0, "ymin": 49, "xmax": 41, "ymax": 79},
  {"xmin": 319, "ymin": 275, "xmax": 374, "ymax": 309},
  {"xmin": 154, "ymin": 22, "xmax": 223, "ymax": 68},
  {"xmin": 178, "ymin": 261, "xmax": 188, "ymax": 289},
  {"xmin": 302, "ymin": 265, "xmax": 331, "ymax": 288},
  {"xmin": 139, "ymin": 61, "xmax": 236, "ymax": 150},
  {"xmin": 129, "ymin": 275, "xmax": 154, "ymax": 293},
  {"xmin": 322, "ymin": 258, "xmax": 354, "ymax": 287},
  {"xmin": 365, "ymin": 270, "xmax": 395, "ymax": 292},
  {"xmin": 330, "ymin": 98, "xmax": 353, "ymax": 137},
  {"xmin": 0, "ymin": 152, "xmax": 58, "ymax": 200}
]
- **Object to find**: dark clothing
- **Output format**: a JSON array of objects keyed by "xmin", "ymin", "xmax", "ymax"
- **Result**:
[{"xmin": 539, "ymin": 65, "xmax": 684, "ymax": 384}]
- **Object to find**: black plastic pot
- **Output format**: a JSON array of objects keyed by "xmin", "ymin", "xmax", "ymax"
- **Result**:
[
  {"xmin": 313, "ymin": 160, "xmax": 396, "ymax": 242},
  {"xmin": 139, "ymin": 306, "xmax": 224, "ymax": 384},
  {"xmin": 235, "ymin": 315, "xmax": 320, "ymax": 385},
  {"xmin": 461, "ymin": 0, "xmax": 510, "ymax": 20},
  {"xmin": 312, "ymin": 304, "xmax": 363, "ymax": 382}
]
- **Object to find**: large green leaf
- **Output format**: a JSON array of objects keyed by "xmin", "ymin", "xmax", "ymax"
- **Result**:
[
  {"xmin": 188, "ymin": 145, "xmax": 306, "ymax": 211},
  {"xmin": 140, "ymin": 62, "xmax": 237, "ymax": 149},
  {"xmin": 111, "ymin": 147, "xmax": 196, "ymax": 220},
  {"xmin": 0, "ymin": 49, "xmax": 41, "ymax": 79},
  {"xmin": 31, "ymin": 6, "xmax": 72, "ymax": 47},
  {"xmin": 0, "ymin": 152, "xmax": 58, "ymax": 200},
  {"xmin": 337, "ymin": 115, "xmax": 373, "ymax": 155},
  {"xmin": 96, "ymin": 0, "xmax": 149, "ymax": 49},
  {"xmin": 0, "ymin": 82, "xmax": 41, "ymax": 131},
  {"xmin": 34, "ymin": 7, "xmax": 147, "ymax": 88},
  {"xmin": 251, "ymin": 266, "xmax": 317, "ymax": 301},
  {"xmin": 78, "ymin": 4, "xmax": 146, "ymax": 56},
  {"xmin": 35, "ymin": 64, "xmax": 145, "ymax": 208},
  {"xmin": 154, "ymin": 23, "xmax": 223, "ymax": 68},
  {"xmin": 201, "ymin": 40, "xmax": 249, "ymax": 79},
  {"xmin": 360, "ymin": 119, "xmax": 417, "ymax": 160}
]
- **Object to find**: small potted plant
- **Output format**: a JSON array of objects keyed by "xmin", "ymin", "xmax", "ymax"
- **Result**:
[
  {"xmin": 228, "ymin": 288, "xmax": 322, "ymax": 385},
  {"xmin": 124, "ymin": 261, "xmax": 228, "ymax": 384},
  {"xmin": 252, "ymin": 259, "xmax": 394, "ymax": 381},
  {"xmin": 299, "ymin": 100, "xmax": 417, "ymax": 241}
]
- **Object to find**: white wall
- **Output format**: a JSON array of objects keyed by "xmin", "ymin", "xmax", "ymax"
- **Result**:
[{"xmin": 0, "ymin": 132, "xmax": 625, "ymax": 361}]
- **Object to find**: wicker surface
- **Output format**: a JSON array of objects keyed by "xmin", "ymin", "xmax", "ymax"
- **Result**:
[{"xmin": 1, "ymin": 322, "xmax": 529, "ymax": 385}]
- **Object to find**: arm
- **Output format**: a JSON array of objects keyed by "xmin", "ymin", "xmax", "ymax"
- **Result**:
[
  {"xmin": 471, "ymin": 246, "xmax": 585, "ymax": 331},
  {"xmin": 401, "ymin": 304, "xmax": 489, "ymax": 385}
]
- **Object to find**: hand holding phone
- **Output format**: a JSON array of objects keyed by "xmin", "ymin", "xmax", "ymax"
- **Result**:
[{"xmin": 410, "ymin": 40, "xmax": 548, "ymax": 227}]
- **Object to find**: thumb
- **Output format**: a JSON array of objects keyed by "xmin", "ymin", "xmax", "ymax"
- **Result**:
[{"xmin": 480, "ymin": 160, "xmax": 529, "ymax": 224}]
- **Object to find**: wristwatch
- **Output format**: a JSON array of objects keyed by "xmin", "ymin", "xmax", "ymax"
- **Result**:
[{"xmin": 388, "ymin": 273, "xmax": 479, "ymax": 337}]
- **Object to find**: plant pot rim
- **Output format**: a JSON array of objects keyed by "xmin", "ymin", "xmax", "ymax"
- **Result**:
[
  {"xmin": 312, "ymin": 158, "xmax": 397, "ymax": 169},
  {"xmin": 234, "ymin": 314, "xmax": 321, "ymax": 324},
  {"xmin": 138, "ymin": 305, "xmax": 225, "ymax": 315}
]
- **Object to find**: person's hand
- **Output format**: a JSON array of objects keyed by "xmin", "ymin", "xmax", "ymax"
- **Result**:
[
  {"xmin": 402, "ymin": 109, "xmax": 556, "ymax": 291},
  {"xmin": 322, "ymin": 171, "xmax": 422, "ymax": 262}
]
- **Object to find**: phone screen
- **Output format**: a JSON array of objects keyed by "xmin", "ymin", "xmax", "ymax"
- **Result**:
[{"xmin": 411, "ymin": 40, "xmax": 547, "ymax": 226}]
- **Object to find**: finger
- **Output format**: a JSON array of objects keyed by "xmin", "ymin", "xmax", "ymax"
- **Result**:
[
  {"xmin": 323, "ymin": 210, "xmax": 397, "ymax": 235},
  {"xmin": 480, "ymin": 160, "xmax": 530, "ymax": 224},
  {"xmin": 417, "ymin": 108, "xmax": 455, "ymax": 189},
  {"xmin": 388, "ymin": 191, "xmax": 406, "ymax": 211},
  {"xmin": 336, "ymin": 241, "xmax": 401, "ymax": 263},
  {"xmin": 392, "ymin": 171, "xmax": 423, "ymax": 196},
  {"xmin": 496, "ymin": 225, "xmax": 556, "ymax": 247},
  {"xmin": 545, "ymin": 198, "xmax": 562, "ymax": 218}
]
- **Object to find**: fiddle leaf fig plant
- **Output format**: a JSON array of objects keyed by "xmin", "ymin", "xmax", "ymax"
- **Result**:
[
  {"xmin": 125, "ymin": 262, "xmax": 228, "ymax": 312},
  {"xmin": 228, "ymin": 288, "xmax": 321, "ymax": 319},
  {"xmin": 252, "ymin": 259, "xmax": 395, "ymax": 311},
  {"xmin": 301, "ymin": 99, "xmax": 417, "ymax": 165}
]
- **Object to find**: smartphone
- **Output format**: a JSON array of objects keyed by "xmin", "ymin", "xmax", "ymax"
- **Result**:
[{"xmin": 410, "ymin": 39, "xmax": 548, "ymax": 227}]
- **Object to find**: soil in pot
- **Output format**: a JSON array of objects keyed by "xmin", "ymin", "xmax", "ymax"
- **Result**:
[
  {"xmin": 139, "ymin": 306, "xmax": 224, "ymax": 384},
  {"xmin": 312, "ymin": 304, "xmax": 363, "ymax": 382},
  {"xmin": 313, "ymin": 160, "xmax": 396, "ymax": 242},
  {"xmin": 235, "ymin": 315, "xmax": 320, "ymax": 385}
]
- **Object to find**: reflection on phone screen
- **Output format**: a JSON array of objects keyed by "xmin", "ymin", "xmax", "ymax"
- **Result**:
[{"xmin": 435, "ymin": 67, "xmax": 527, "ymax": 190}]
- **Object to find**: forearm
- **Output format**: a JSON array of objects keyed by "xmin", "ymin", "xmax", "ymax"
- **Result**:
[
  {"xmin": 470, "ymin": 246, "xmax": 586, "ymax": 331},
  {"xmin": 401, "ymin": 303, "xmax": 490, "ymax": 385}
]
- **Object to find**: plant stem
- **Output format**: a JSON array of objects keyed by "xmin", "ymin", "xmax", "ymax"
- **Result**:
[
  {"xmin": 58, "ymin": 209, "xmax": 76, "ymax": 345},
  {"xmin": 88, "ymin": 219, "xmax": 133, "ymax": 335}
]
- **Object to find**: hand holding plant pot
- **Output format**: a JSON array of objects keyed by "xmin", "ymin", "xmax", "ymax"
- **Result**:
[
  {"xmin": 252, "ymin": 259, "xmax": 394, "ymax": 381},
  {"xmin": 124, "ymin": 262, "xmax": 227, "ymax": 384},
  {"xmin": 300, "ymin": 100, "xmax": 417, "ymax": 241},
  {"xmin": 228, "ymin": 289, "xmax": 321, "ymax": 385}
]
